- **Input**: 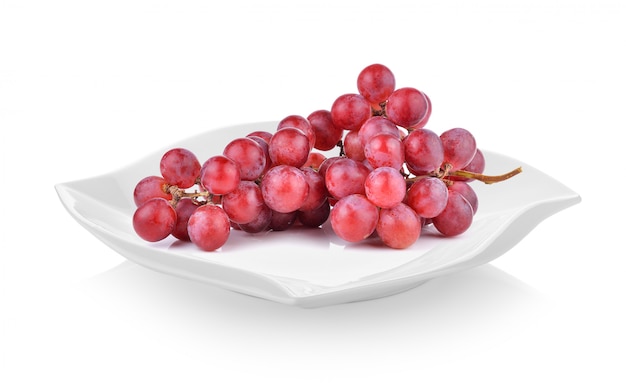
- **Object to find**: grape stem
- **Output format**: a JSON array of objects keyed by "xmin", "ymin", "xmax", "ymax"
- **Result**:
[
  {"xmin": 371, "ymin": 101, "xmax": 387, "ymax": 116},
  {"xmin": 166, "ymin": 184, "xmax": 213, "ymax": 206},
  {"xmin": 449, "ymin": 167, "xmax": 523, "ymax": 184},
  {"xmin": 336, "ymin": 140, "xmax": 346, "ymax": 157},
  {"xmin": 405, "ymin": 165, "xmax": 522, "ymax": 185}
]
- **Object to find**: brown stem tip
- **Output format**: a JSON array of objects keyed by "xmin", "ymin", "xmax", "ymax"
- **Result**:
[{"xmin": 450, "ymin": 167, "xmax": 523, "ymax": 184}]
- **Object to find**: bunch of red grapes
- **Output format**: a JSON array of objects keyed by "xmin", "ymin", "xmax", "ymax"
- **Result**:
[{"xmin": 132, "ymin": 64, "xmax": 521, "ymax": 251}]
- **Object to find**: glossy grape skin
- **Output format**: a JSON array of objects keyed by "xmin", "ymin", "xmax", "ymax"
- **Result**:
[
  {"xmin": 297, "ymin": 199, "xmax": 331, "ymax": 228},
  {"xmin": 299, "ymin": 167, "xmax": 327, "ymax": 212},
  {"xmin": 132, "ymin": 198, "xmax": 177, "ymax": 242},
  {"xmin": 187, "ymin": 204, "xmax": 231, "ymax": 251},
  {"xmin": 133, "ymin": 175, "xmax": 172, "ymax": 207},
  {"xmin": 385, "ymin": 87, "xmax": 429, "ymax": 128},
  {"xmin": 223, "ymin": 137, "xmax": 267, "ymax": 181},
  {"xmin": 432, "ymin": 190, "xmax": 473, "ymax": 236},
  {"xmin": 330, "ymin": 194, "xmax": 379, "ymax": 243},
  {"xmin": 221, "ymin": 180, "xmax": 265, "ymax": 224},
  {"xmin": 260, "ymin": 165, "xmax": 309, "ymax": 213},
  {"xmin": 440, "ymin": 127, "xmax": 477, "ymax": 171},
  {"xmin": 376, "ymin": 203, "xmax": 421, "ymax": 249},
  {"xmin": 171, "ymin": 198, "xmax": 198, "ymax": 241},
  {"xmin": 302, "ymin": 152, "xmax": 326, "ymax": 170},
  {"xmin": 406, "ymin": 177, "xmax": 449, "ymax": 218},
  {"xmin": 269, "ymin": 210, "xmax": 298, "ymax": 231},
  {"xmin": 364, "ymin": 166, "xmax": 406, "ymax": 209},
  {"xmin": 238, "ymin": 203, "xmax": 272, "ymax": 234},
  {"xmin": 357, "ymin": 63, "xmax": 396, "ymax": 105},
  {"xmin": 277, "ymin": 114, "xmax": 316, "ymax": 150},
  {"xmin": 404, "ymin": 128, "xmax": 444, "ymax": 174},
  {"xmin": 200, "ymin": 155, "xmax": 241, "ymax": 195},
  {"xmin": 343, "ymin": 129, "xmax": 366, "ymax": 161},
  {"xmin": 246, "ymin": 130, "xmax": 273, "ymax": 145},
  {"xmin": 268, "ymin": 127, "xmax": 310, "ymax": 168},
  {"xmin": 245, "ymin": 135, "xmax": 272, "ymax": 175},
  {"xmin": 364, "ymin": 133, "xmax": 405, "ymax": 170},
  {"xmin": 317, "ymin": 156, "xmax": 343, "ymax": 181},
  {"xmin": 447, "ymin": 149, "xmax": 486, "ymax": 182},
  {"xmin": 410, "ymin": 92, "xmax": 432, "ymax": 130},
  {"xmin": 358, "ymin": 116, "xmax": 401, "ymax": 147},
  {"xmin": 160, "ymin": 148, "xmax": 201, "ymax": 189},
  {"xmin": 465, "ymin": 148, "xmax": 485, "ymax": 175},
  {"xmin": 324, "ymin": 157, "xmax": 370, "ymax": 199},
  {"xmin": 448, "ymin": 181, "xmax": 478, "ymax": 214},
  {"xmin": 307, "ymin": 109, "xmax": 343, "ymax": 151},
  {"xmin": 330, "ymin": 93, "xmax": 371, "ymax": 131}
]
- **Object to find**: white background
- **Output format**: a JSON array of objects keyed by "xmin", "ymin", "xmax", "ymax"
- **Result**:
[{"xmin": 1, "ymin": 0, "xmax": 624, "ymax": 382}]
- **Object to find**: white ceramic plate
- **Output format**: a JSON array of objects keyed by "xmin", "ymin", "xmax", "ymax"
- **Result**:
[{"xmin": 55, "ymin": 121, "xmax": 581, "ymax": 308}]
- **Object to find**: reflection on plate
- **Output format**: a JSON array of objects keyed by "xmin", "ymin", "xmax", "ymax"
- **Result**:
[{"xmin": 55, "ymin": 121, "xmax": 581, "ymax": 308}]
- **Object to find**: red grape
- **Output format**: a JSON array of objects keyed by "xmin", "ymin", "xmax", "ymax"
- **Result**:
[
  {"xmin": 298, "ymin": 167, "xmax": 328, "ymax": 212},
  {"xmin": 317, "ymin": 156, "xmax": 343, "ymax": 180},
  {"xmin": 404, "ymin": 128, "xmax": 444, "ymax": 174},
  {"xmin": 376, "ymin": 203, "xmax": 421, "ymax": 249},
  {"xmin": 411, "ymin": 92, "xmax": 432, "ymax": 130},
  {"xmin": 172, "ymin": 198, "xmax": 198, "ymax": 241},
  {"xmin": 364, "ymin": 133, "xmax": 405, "ymax": 170},
  {"xmin": 245, "ymin": 135, "xmax": 272, "ymax": 174},
  {"xmin": 160, "ymin": 148, "xmax": 201, "ymax": 188},
  {"xmin": 343, "ymin": 129, "xmax": 366, "ymax": 161},
  {"xmin": 357, "ymin": 63, "xmax": 396, "ymax": 105},
  {"xmin": 221, "ymin": 180, "xmax": 265, "ymax": 224},
  {"xmin": 364, "ymin": 166, "xmax": 406, "ymax": 209},
  {"xmin": 465, "ymin": 148, "xmax": 486, "ymax": 175},
  {"xmin": 303, "ymin": 152, "xmax": 327, "ymax": 170},
  {"xmin": 246, "ymin": 130, "xmax": 273, "ymax": 144},
  {"xmin": 187, "ymin": 204, "xmax": 231, "ymax": 251},
  {"xmin": 223, "ymin": 137, "xmax": 267, "ymax": 181},
  {"xmin": 238, "ymin": 203, "xmax": 272, "ymax": 234},
  {"xmin": 200, "ymin": 155, "xmax": 241, "ymax": 195},
  {"xmin": 448, "ymin": 181, "xmax": 478, "ymax": 214},
  {"xmin": 330, "ymin": 194, "xmax": 379, "ymax": 242},
  {"xmin": 307, "ymin": 109, "xmax": 343, "ymax": 151},
  {"xmin": 330, "ymin": 93, "xmax": 371, "ymax": 131},
  {"xmin": 260, "ymin": 165, "xmax": 309, "ymax": 213},
  {"xmin": 268, "ymin": 127, "xmax": 310, "ymax": 168},
  {"xmin": 447, "ymin": 148, "xmax": 486, "ymax": 182},
  {"xmin": 270, "ymin": 210, "xmax": 298, "ymax": 231},
  {"xmin": 324, "ymin": 157, "xmax": 370, "ymax": 199},
  {"xmin": 132, "ymin": 198, "xmax": 177, "ymax": 242},
  {"xmin": 440, "ymin": 127, "xmax": 477, "ymax": 171},
  {"xmin": 385, "ymin": 87, "xmax": 429, "ymax": 128},
  {"xmin": 406, "ymin": 177, "xmax": 448, "ymax": 218},
  {"xmin": 358, "ymin": 116, "xmax": 400, "ymax": 147},
  {"xmin": 298, "ymin": 199, "xmax": 331, "ymax": 228},
  {"xmin": 133, "ymin": 175, "xmax": 171, "ymax": 207},
  {"xmin": 432, "ymin": 190, "xmax": 473, "ymax": 236},
  {"xmin": 278, "ymin": 115, "xmax": 316, "ymax": 150}
]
